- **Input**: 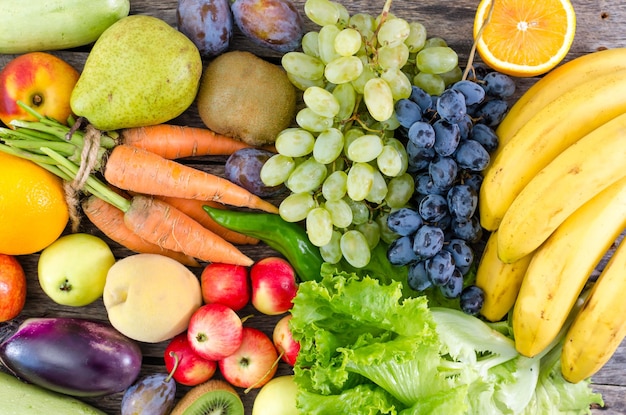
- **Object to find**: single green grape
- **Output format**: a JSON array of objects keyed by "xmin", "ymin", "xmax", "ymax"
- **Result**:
[
  {"xmin": 377, "ymin": 137, "xmax": 408, "ymax": 177},
  {"xmin": 306, "ymin": 206, "xmax": 334, "ymax": 246},
  {"xmin": 322, "ymin": 170, "xmax": 348, "ymax": 201},
  {"xmin": 303, "ymin": 86, "xmax": 341, "ymax": 118},
  {"xmin": 296, "ymin": 107, "xmax": 334, "ymax": 132},
  {"xmin": 416, "ymin": 46, "xmax": 458, "ymax": 74},
  {"xmin": 377, "ymin": 17, "xmax": 411, "ymax": 48},
  {"xmin": 363, "ymin": 77, "xmax": 394, "ymax": 121},
  {"xmin": 340, "ymin": 229, "xmax": 371, "ymax": 268},
  {"xmin": 304, "ymin": 0, "xmax": 340, "ymax": 26},
  {"xmin": 313, "ymin": 127, "xmax": 344, "ymax": 164},
  {"xmin": 325, "ymin": 55, "xmax": 364, "ymax": 84},
  {"xmin": 346, "ymin": 133, "xmax": 384, "ymax": 163},
  {"xmin": 286, "ymin": 72, "xmax": 326, "ymax": 91},
  {"xmin": 282, "ymin": 52, "xmax": 325, "ymax": 80},
  {"xmin": 349, "ymin": 13, "xmax": 376, "ymax": 40},
  {"xmin": 343, "ymin": 196, "xmax": 370, "ymax": 225},
  {"xmin": 319, "ymin": 230, "xmax": 343, "ymax": 263},
  {"xmin": 302, "ymin": 31, "xmax": 321, "ymax": 57},
  {"xmin": 380, "ymin": 67, "xmax": 412, "ymax": 100},
  {"xmin": 331, "ymin": 1, "xmax": 350, "ymax": 28},
  {"xmin": 351, "ymin": 57, "xmax": 377, "ymax": 94},
  {"xmin": 405, "ymin": 21, "xmax": 427, "ymax": 53},
  {"xmin": 356, "ymin": 220, "xmax": 381, "ymax": 249},
  {"xmin": 385, "ymin": 172, "xmax": 415, "ymax": 208},
  {"xmin": 332, "ymin": 82, "xmax": 357, "ymax": 121},
  {"xmin": 346, "ymin": 162, "xmax": 375, "ymax": 201},
  {"xmin": 286, "ymin": 157, "xmax": 328, "ymax": 193},
  {"xmin": 365, "ymin": 170, "xmax": 388, "ymax": 204},
  {"xmin": 275, "ymin": 128, "xmax": 315, "ymax": 157},
  {"xmin": 325, "ymin": 198, "xmax": 353, "ymax": 228},
  {"xmin": 377, "ymin": 43, "xmax": 410, "ymax": 69},
  {"xmin": 279, "ymin": 192, "xmax": 316, "ymax": 222},
  {"xmin": 334, "ymin": 28, "xmax": 362, "ymax": 56},
  {"xmin": 260, "ymin": 153, "xmax": 296, "ymax": 186},
  {"xmin": 413, "ymin": 72, "xmax": 445, "ymax": 96}
]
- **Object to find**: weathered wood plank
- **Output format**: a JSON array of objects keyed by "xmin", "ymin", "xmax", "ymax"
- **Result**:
[{"xmin": 1, "ymin": 1, "xmax": 625, "ymax": 414}]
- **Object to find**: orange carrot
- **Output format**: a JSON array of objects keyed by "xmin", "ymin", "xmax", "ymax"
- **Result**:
[
  {"xmin": 103, "ymin": 144, "xmax": 279, "ymax": 213},
  {"xmin": 154, "ymin": 195, "xmax": 260, "ymax": 246},
  {"xmin": 120, "ymin": 124, "xmax": 252, "ymax": 159},
  {"xmin": 82, "ymin": 195, "xmax": 201, "ymax": 267},
  {"xmin": 123, "ymin": 194, "xmax": 254, "ymax": 266}
]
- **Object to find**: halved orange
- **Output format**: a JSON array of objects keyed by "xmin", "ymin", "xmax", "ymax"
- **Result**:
[{"xmin": 473, "ymin": 0, "xmax": 576, "ymax": 77}]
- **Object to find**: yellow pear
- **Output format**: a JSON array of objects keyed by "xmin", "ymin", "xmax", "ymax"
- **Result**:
[{"xmin": 71, "ymin": 15, "xmax": 202, "ymax": 130}]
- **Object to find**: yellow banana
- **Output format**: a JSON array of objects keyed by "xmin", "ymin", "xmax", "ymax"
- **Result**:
[
  {"xmin": 512, "ymin": 176, "xmax": 626, "ymax": 358},
  {"xmin": 475, "ymin": 230, "xmax": 533, "ymax": 322},
  {"xmin": 561, "ymin": 236, "xmax": 626, "ymax": 383},
  {"xmin": 479, "ymin": 67, "xmax": 626, "ymax": 231},
  {"xmin": 496, "ymin": 111, "xmax": 626, "ymax": 263},
  {"xmin": 495, "ymin": 48, "xmax": 626, "ymax": 151}
]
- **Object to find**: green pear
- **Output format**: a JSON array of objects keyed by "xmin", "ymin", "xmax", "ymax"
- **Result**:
[{"xmin": 70, "ymin": 15, "xmax": 202, "ymax": 131}]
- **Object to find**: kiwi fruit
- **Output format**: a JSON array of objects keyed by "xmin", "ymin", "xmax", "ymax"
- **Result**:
[
  {"xmin": 170, "ymin": 379, "xmax": 244, "ymax": 415},
  {"xmin": 196, "ymin": 50, "xmax": 297, "ymax": 146}
]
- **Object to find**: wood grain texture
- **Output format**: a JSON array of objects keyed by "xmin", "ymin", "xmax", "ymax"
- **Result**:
[{"xmin": 1, "ymin": 1, "xmax": 625, "ymax": 414}]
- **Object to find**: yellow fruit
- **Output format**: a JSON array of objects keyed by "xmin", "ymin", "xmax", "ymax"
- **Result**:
[
  {"xmin": 473, "ymin": 0, "xmax": 576, "ymax": 77},
  {"xmin": 561, "ymin": 238, "xmax": 626, "ymax": 383},
  {"xmin": 0, "ymin": 152, "xmax": 68, "ymax": 255}
]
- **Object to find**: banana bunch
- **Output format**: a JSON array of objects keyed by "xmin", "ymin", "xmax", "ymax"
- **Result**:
[{"xmin": 474, "ymin": 48, "xmax": 626, "ymax": 381}]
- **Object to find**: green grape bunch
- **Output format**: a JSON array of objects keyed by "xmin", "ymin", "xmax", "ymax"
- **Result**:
[{"xmin": 260, "ymin": 0, "xmax": 465, "ymax": 268}]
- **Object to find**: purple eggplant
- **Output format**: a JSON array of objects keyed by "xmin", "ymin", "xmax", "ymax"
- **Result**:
[{"xmin": 0, "ymin": 317, "xmax": 142, "ymax": 397}]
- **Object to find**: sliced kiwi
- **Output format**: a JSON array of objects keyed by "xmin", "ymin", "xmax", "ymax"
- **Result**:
[{"xmin": 170, "ymin": 379, "xmax": 244, "ymax": 415}]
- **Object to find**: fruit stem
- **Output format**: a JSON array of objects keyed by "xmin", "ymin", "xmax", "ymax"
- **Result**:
[
  {"xmin": 243, "ymin": 353, "xmax": 282, "ymax": 394},
  {"xmin": 166, "ymin": 351, "xmax": 180, "ymax": 383},
  {"xmin": 463, "ymin": 0, "xmax": 495, "ymax": 81}
]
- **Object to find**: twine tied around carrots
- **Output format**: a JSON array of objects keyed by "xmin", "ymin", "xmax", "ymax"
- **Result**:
[{"xmin": 63, "ymin": 120, "xmax": 102, "ymax": 232}]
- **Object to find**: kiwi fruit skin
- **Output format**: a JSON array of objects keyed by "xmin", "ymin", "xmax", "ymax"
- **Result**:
[
  {"xmin": 196, "ymin": 50, "xmax": 297, "ymax": 146},
  {"xmin": 170, "ymin": 379, "xmax": 244, "ymax": 415}
]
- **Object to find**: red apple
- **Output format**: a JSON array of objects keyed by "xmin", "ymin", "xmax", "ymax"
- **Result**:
[
  {"xmin": 0, "ymin": 52, "xmax": 80, "ymax": 128},
  {"xmin": 200, "ymin": 262, "xmax": 250, "ymax": 311},
  {"xmin": 218, "ymin": 327, "xmax": 278, "ymax": 389},
  {"xmin": 187, "ymin": 303, "xmax": 243, "ymax": 361},
  {"xmin": 0, "ymin": 254, "xmax": 27, "ymax": 322},
  {"xmin": 164, "ymin": 332, "xmax": 217, "ymax": 386},
  {"xmin": 272, "ymin": 314, "xmax": 300, "ymax": 366},
  {"xmin": 250, "ymin": 257, "xmax": 298, "ymax": 315}
]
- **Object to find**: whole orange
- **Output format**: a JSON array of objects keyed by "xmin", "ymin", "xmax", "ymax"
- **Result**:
[{"xmin": 0, "ymin": 151, "xmax": 69, "ymax": 255}]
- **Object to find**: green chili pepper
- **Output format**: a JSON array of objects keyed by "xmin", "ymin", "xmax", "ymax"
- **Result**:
[{"xmin": 203, "ymin": 206, "xmax": 324, "ymax": 282}]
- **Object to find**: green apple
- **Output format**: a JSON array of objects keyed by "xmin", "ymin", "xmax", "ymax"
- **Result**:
[{"xmin": 38, "ymin": 233, "xmax": 116, "ymax": 307}]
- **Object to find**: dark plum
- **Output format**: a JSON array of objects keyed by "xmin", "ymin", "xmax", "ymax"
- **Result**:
[
  {"xmin": 225, "ymin": 148, "xmax": 287, "ymax": 198},
  {"xmin": 177, "ymin": 0, "xmax": 233, "ymax": 57},
  {"xmin": 231, "ymin": 0, "xmax": 304, "ymax": 53},
  {"xmin": 121, "ymin": 373, "xmax": 176, "ymax": 415}
]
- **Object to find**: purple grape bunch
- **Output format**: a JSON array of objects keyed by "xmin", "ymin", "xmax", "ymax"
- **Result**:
[{"xmin": 388, "ymin": 69, "xmax": 516, "ymax": 315}]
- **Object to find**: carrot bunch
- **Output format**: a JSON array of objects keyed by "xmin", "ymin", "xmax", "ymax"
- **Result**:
[{"xmin": 0, "ymin": 103, "xmax": 277, "ymax": 266}]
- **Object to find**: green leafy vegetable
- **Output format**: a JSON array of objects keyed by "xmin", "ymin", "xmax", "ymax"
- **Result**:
[{"xmin": 290, "ymin": 271, "xmax": 603, "ymax": 414}]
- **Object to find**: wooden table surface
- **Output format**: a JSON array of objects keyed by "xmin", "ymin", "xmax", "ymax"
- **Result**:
[{"xmin": 1, "ymin": 1, "xmax": 625, "ymax": 414}]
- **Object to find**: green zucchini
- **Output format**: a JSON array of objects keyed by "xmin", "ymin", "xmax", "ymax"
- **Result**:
[
  {"xmin": 0, "ymin": 0, "xmax": 130, "ymax": 54},
  {"xmin": 0, "ymin": 371, "xmax": 107, "ymax": 415}
]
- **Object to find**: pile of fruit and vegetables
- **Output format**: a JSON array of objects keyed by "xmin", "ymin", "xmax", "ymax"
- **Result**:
[{"xmin": 0, "ymin": 0, "xmax": 623, "ymax": 413}]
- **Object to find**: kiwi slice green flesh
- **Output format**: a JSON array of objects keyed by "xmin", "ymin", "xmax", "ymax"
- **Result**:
[{"xmin": 170, "ymin": 380, "xmax": 244, "ymax": 415}]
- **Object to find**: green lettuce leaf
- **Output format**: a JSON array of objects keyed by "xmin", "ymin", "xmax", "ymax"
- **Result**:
[{"xmin": 290, "ymin": 271, "xmax": 604, "ymax": 415}]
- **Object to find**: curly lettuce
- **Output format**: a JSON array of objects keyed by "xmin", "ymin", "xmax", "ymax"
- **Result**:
[{"xmin": 290, "ymin": 272, "xmax": 603, "ymax": 415}]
